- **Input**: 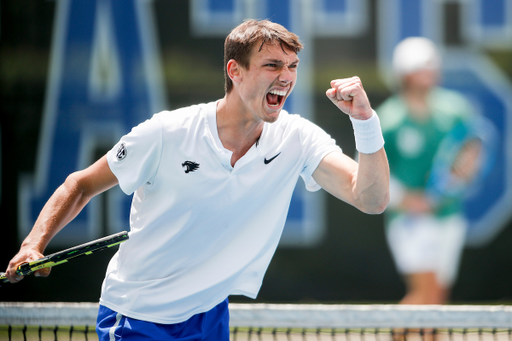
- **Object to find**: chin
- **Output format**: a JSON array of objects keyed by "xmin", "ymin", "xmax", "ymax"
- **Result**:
[
  {"xmin": 265, "ymin": 116, "xmax": 279, "ymax": 123},
  {"xmin": 264, "ymin": 108, "xmax": 282, "ymax": 123}
]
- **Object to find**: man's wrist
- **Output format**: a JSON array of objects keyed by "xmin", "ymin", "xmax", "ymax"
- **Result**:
[{"xmin": 350, "ymin": 110, "xmax": 385, "ymax": 154}]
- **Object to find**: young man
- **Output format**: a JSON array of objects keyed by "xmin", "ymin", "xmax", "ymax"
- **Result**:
[
  {"xmin": 378, "ymin": 37, "xmax": 479, "ymax": 305},
  {"xmin": 5, "ymin": 20, "xmax": 389, "ymax": 340}
]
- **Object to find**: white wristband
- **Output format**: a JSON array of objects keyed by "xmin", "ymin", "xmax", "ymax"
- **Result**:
[{"xmin": 350, "ymin": 110, "xmax": 385, "ymax": 154}]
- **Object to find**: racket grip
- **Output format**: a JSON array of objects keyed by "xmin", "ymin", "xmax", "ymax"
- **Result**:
[{"xmin": 16, "ymin": 263, "xmax": 35, "ymax": 276}]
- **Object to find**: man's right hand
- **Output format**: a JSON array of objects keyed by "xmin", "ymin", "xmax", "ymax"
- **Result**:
[{"xmin": 4, "ymin": 247, "xmax": 50, "ymax": 283}]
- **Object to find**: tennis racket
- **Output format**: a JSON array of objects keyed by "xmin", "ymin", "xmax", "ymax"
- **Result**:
[
  {"xmin": 425, "ymin": 115, "xmax": 497, "ymax": 203},
  {"xmin": 0, "ymin": 230, "xmax": 129, "ymax": 284}
]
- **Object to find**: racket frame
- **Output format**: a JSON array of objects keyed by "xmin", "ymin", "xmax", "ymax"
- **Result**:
[{"xmin": 1, "ymin": 230, "xmax": 129, "ymax": 284}]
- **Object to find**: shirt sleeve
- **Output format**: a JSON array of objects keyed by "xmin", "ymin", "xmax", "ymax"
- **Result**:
[
  {"xmin": 107, "ymin": 114, "xmax": 163, "ymax": 195},
  {"xmin": 298, "ymin": 118, "xmax": 342, "ymax": 192}
]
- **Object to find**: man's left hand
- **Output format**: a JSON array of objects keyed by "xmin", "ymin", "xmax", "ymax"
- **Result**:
[{"xmin": 326, "ymin": 77, "xmax": 373, "ymax": 120}]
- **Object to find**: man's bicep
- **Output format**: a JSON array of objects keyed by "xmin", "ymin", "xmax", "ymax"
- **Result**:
[
  {"xmin": 73, "ymin": 155, "xmax": 119, "ymax": 199},
  {"xmin": 312, "ymin": 151, "xmax": 358, "ymax": 203}
]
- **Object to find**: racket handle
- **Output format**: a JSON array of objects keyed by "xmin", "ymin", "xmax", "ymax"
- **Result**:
[
  {"xmin": 0, "ymin": 272, "xmax": 9, "ymax": 284},
  {"xmin": 16, "ymin": 263, "xmax": 35, "ymax": 277}
]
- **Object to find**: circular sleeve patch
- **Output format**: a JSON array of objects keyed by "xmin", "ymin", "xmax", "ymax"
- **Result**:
[{"xmin": 116, "ymin": 142, "xmax": 127, "ymax": 161}]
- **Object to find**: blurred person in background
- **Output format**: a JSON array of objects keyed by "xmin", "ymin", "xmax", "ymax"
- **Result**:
[{"xmin": 378, "ymin": 37, "xmax": 481, "ymax": 305}]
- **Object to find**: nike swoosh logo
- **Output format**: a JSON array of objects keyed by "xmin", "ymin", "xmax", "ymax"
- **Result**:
[{"xmin": 264, "ymin": 152, "xmax": 281, "ymax": 164}]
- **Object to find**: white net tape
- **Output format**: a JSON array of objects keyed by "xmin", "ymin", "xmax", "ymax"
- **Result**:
[{"xmin": 1, "ymin": 302, "xmax": 511, "ymax": 329}]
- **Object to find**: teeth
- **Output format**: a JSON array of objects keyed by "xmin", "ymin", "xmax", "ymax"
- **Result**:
[{"xmin": 269, "ymin": 89, "xmax": 287, "ymax": 96}]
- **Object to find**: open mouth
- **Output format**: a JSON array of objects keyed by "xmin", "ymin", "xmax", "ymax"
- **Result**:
[{"xmin": 266, "ymin": 89, "xmax": 287, "ymax": 107}]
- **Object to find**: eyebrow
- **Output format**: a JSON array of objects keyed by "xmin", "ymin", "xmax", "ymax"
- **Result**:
[{"xmin": 263, "ymin": 58, "xmax": 300, "ymax": 66}]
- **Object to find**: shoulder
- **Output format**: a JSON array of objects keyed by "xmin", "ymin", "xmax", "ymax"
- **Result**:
[
  {"xmin": 274, "ymin": 110, "xmax": 318, "ymax": 131},
  {"xmin": 268, "ymin": 111, "xmax": 337, "ymax": 153},
  {"xmin": 431, "ymin": 87, "xmax": 469, "ymax": 103},
  {"xmin": 431, "ymin": 87, "xmax": 472, "ymax": 113},
  {"xmin": 430, "ymin": 87, "xmax": 474, "ymax": 127},
  {"xmin": 124, "ymin": 102, "xmax": 212, "ymax": 146},
  {"xmin": 272, "ymin": 110, "xmax": 326, "ymax": 141},
  {"xmin": 376, "ymin": 95, "xmax": 408, "ymax": 132},
  {"xmin": 148, "ymin": 102, "xmax": 215, "ymax": 139},
  {"xmin": 153, "ymin": 102, "xmax": 210, "ymax": 127}
]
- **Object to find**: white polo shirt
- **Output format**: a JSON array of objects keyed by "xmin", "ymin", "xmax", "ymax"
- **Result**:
[{"xmin": 100, "ymin": 101, "xmax": 341, "ymax": 324}]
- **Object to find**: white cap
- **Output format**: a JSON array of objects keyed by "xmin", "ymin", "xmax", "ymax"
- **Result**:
[{"xmin": 392, "ymin": 37, "xmax": 441, "ymax": 78}]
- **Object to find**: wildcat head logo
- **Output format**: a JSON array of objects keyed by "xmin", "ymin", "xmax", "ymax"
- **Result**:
[{"xmin": 182, "ymin": 161, "xmax": 200, "ymax": 173}]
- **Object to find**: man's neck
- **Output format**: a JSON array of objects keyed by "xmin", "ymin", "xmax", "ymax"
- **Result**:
[
  {"xmin": 402, "ymin": 87, "xmax": 431, "ymax": 121},
  {"xmin": 216, "ymin": 96, "xmax": 264, "ymax": 167}
]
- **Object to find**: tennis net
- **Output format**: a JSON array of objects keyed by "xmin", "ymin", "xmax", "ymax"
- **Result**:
[{"xmin": 1, "ymin": 302, "xmax": 511, "ymax": 340}]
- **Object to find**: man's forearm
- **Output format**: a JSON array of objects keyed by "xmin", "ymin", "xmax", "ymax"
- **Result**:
[{"xmin": 354, "ymin": 148, "xmax": 390, "ymax": 214}]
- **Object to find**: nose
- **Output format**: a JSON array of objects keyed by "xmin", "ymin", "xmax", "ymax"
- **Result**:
[{"xmin": 278, "ymin": 67, "xmax": 294, "ymax": 85}]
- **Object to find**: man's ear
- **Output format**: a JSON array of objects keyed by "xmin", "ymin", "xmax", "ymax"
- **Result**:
[{"xmin": 226, "ymin": 59, "xmax": 242, "ymax": 84}]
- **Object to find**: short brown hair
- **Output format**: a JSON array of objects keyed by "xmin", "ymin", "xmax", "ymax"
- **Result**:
[{"xmin": 223, "ymin": 19, "xmax": 303, "ymax": 93}]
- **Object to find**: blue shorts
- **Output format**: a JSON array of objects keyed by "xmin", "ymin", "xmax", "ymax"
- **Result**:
[{"xmin": 96, "ymin": 299, "xmax": 230, "ymax": 341}]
